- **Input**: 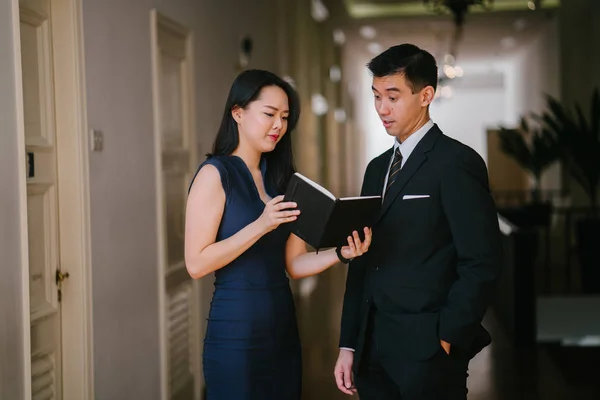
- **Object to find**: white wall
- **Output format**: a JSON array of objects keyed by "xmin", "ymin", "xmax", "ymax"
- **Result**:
[
  {"xmin": 431, "ymin": 86, "xmax": 505, "ymax": 164},
  {"xmin": 505, "ymin": 17, "xmax": 561, "ymax": 191},
  {"xmin": 0, "ymin": 0, "xmax": 26, "ymax": 398},
  {"xmin": 81, "ymin": 0, "xmax": 281, "ymax": 398}
]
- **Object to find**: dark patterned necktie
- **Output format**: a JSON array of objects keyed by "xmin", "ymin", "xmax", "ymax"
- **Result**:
[{"xmin": 385, "ymin": 147, "xmax": 403, "ymax": 197}]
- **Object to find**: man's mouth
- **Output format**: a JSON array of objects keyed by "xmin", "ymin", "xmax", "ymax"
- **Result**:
[{"xmin": 382, "ymin": 120, "xmax": 394, "ymax": 128}]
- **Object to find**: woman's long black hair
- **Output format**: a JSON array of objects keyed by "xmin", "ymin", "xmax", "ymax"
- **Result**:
[{"xmin": 208, "ymin": 69, "xmax": 300, "ymax": 194}]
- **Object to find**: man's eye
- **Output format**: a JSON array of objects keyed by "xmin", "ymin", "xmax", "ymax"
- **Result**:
[{"xmin": 389, "ymin": 97, "xmax": 397, "ymax": 102}]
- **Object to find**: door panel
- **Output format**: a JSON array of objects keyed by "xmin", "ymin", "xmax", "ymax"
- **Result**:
[
  {"xmin": 20, "ymin": 1, "xmax": 62, "ymax": 398},
  {"xmin": 168, "ymin": 281, "xmax": 194, "ymax": 400},
  {"xmin": 153, "ymin": 12, "xmax": 199, "ymax": 399}
]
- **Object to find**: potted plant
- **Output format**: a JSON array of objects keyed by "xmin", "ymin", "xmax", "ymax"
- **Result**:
[
  {"xmin": 537, "ymin": 89, "xmax": 600, "ymax": 293},
  {"xmin": 496, "ymin": 115, "xmax": 561, "ymax": 227}
]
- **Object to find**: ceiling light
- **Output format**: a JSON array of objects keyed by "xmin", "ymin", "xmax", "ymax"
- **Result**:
[
  {"xmin": 527, "ymin": 1, "xmax": 536, "ymax": 10},
  {"xmin": 367, "ymin": 42, "xmax": 383, "ymax": 55},
  {"xmin": 359, "ymin": 25, "xmax": 377, "ymax": 40},
  {"xmin": 443, "ymin": 53, "xmax": 456, "ymax": 65},
  {"xmin": 311, "ymin": 0, "xmax": 329, "ymax": 22},
  {"xmin": 444, "ymin": 65, "xmax": 457, "ymax": 79},
  {"xmin": 333, "ymin": 29, "xmax": 346, "ymax": 45},
  {"xmin": 329, "ymin": 65, "xmax": 342, "ymax": 82},
  {"xmin": 454, "ymin": 66, "xmax": 464, "ymax": 77},
  {"xmin": 334, "ymin": 108, "xmax": 347, "ymax": 123},
  {"xmin": 311, "ymin": 94, "xmax": 329, "ymax": 116}
]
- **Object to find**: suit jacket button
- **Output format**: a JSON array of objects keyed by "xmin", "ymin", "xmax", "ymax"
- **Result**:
[{"xmin": 373, "ymin": 266, "xmax": 379, "ymax": 271}]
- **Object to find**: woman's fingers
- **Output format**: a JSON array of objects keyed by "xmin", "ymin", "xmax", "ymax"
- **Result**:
[
  {"xmin": 276, "ymin": 201, "xmax": 297, "ymax": 211},
  {"xmin": 352, "ymin": 231, "xmax": 363, "ymax": 256},
  {"xmin": 362, "ymin": 227, "xmax": 372, "ymax": 252},
  {"xmin": 268, "ymin": 195, "xmax": 285, "ymax": 205},
  {"xmin": 276, "ymin": 210, "xmax": 300, "ymax": 219}
]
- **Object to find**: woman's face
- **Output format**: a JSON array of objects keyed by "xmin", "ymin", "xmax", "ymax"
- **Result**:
[{"xmin": 233, "ymin": 85, "xmax": 290, "ymax": 154}]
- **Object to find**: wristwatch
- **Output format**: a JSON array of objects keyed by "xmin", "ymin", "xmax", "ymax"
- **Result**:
[{"xmin": 336, "ymin": 246, "xmax": 353, "ymax": 264}]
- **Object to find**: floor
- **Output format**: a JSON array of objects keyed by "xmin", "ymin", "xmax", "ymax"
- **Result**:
[{"xmin": 294, "ymin": 266, "xmax": 597, "ymax": 400}]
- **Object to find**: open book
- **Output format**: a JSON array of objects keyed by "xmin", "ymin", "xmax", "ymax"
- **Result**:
[{"xmin": 283, "ymin": 172, "xmax": 381, "ymax": 250}]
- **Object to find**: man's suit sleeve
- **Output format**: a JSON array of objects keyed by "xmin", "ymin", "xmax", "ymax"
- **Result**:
[
  {"xmin": 339, "ymin": 164, "xmax": 372, "ymax": 349},
  {"xmin": 439, "ymin": 148, "xmax": 503, "ymax": 349}
]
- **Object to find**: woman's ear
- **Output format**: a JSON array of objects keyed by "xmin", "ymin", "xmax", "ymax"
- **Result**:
[{"xmin": 231, "ymin": 105, "xmax": 242, "ymax": 124}]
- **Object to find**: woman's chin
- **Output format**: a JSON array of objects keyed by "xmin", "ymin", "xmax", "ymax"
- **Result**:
[{"xmin": 261, "ymin": 141, "xmax": 278, "ymax": 153}]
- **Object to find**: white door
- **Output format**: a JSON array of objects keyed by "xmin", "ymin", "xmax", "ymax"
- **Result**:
[
  {"xmin": 20, "ymin": 1, "xmax": 63, "ymax": 398},
  {"xmin": 18, "ymin": 0, "xmax": 92, "ymax": 398},
  {"xmin": 151, "ymin": 11, "xmax": 200, "ymax": 400}
]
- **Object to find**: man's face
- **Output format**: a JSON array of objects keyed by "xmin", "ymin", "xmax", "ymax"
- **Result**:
[{"xmin": 372, "ymin": 74, "xmax": 431, "ymax": 140}]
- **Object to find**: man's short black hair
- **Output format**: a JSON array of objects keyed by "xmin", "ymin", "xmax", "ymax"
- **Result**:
[{"xmin": 367, "ymin": 44, "xmax": 438, "ymax": 93}]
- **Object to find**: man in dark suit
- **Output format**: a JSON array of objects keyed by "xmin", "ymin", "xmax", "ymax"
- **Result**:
[{"xmin": 333, "ymin": 44, "xmax": 503, "ymax": 399}]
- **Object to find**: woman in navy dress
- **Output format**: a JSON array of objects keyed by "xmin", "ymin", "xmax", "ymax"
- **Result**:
[{"xmin": 184, "ymin": 69, "xmax": 372, "ymax": 399}]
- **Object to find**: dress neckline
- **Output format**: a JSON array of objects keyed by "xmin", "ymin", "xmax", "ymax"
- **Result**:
[{"xmin": 229, "ymin": 155, "xmax": 271, "ymax": 206}]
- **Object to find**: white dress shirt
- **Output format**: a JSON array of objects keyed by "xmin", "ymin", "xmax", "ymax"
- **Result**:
[
  {"xmin": 382, "ymin": 119, "xmax": 434, "ymax": 197},
  {"xmin": 340, "ymin": 119, "xmax": 434, "ymax": 353}
]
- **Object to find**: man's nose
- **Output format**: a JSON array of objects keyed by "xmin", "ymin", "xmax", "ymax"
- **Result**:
[{"xmin": 377, "ymin": 102, "xmax": 390, "ymax": 116}]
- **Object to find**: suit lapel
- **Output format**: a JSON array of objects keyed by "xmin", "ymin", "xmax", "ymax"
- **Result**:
[{"xmin": 375, "ymin": 125, "xmax": 442, "ymax": 223}]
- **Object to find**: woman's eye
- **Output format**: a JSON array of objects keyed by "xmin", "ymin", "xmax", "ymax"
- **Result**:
[
  {"xmin": 282, "ymin": 116, "xmax": 289, "ymax": 120},
  {"xmin": 264, "ymin": 113, "xmax": 274, "ymax": 117}
]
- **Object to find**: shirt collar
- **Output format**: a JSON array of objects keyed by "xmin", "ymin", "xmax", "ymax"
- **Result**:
[{"xmin": 394, "ymin": 119, "xmax": 434, "ymax": 160}]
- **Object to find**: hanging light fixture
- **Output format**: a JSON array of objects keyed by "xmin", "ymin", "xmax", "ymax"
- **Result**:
[
  {"xmin": 424, "ymin": 0, "xmax": 493, "ymax": 28},
  {"xmin": 423, "ymin": 0, "xmax": 494, "ymax": 59}
]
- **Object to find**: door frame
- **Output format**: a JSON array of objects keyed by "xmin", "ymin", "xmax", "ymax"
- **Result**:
[
  {"xmin": 150, "ymin": 9, "xmax": 200, "ymax": 400},
  {"xmin": 12, "ymin": 0, "xmax": 94, "ymax": 398}
]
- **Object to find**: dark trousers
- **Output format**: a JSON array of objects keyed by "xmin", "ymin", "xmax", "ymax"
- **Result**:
[{"xmin": 355, "ymin": 310, "xmax": 469, "ymax": 400}]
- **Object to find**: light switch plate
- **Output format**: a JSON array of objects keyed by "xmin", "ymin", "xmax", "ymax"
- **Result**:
[{"xmin": 91, "ymin": 129, "xmax": 104, "ymax": 152}]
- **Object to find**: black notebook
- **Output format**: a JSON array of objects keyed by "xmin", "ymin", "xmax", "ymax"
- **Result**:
[{"xmin": 283, "ymin": 172, "xmax": 381, "ymax": 250}]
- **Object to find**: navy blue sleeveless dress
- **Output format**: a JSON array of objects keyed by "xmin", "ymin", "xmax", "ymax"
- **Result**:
[{"xmin": 192, "ymin": 155, "xmax": 302, "ymax": 400}]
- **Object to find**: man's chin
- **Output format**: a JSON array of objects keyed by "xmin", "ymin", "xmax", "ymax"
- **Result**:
[{"xmin": 385, "ymin": 128, "xmax": 398, "ymax": 137}]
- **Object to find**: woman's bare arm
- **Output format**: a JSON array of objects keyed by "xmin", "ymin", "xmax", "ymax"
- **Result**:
[
  {"xmin": 285, "ymin": 228, "xmax": 372, "ymax": 280},
  {"xmin": 184, "ymin": 164, "xmax": 298, "ymax": 279}
]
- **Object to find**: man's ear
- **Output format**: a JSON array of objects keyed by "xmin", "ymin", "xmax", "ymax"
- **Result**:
[
  {"xmin": 231, "ymin": 105, "xmax": 242, "ymax": 124},
  {"xmin": 421, "ymin": 86, "xmax": 435, "ymax": 107}
]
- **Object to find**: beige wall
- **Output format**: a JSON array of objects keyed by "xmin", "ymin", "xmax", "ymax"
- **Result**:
[
  {"xmin": 81, "ymin": 0, "xmax": 282, "ymax": 397},
  {"xmin": 0, "ymin": 0, "xmax": 300, "ymax": 398},
  {"xmin": 0, "ymin": 0, "xmax": 26, "ymax": 398}
]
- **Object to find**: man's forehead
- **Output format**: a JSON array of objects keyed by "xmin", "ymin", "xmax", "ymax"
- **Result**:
[{"xmin": 372, "ymin": 74, "xmax": 407, "ymax": 90}]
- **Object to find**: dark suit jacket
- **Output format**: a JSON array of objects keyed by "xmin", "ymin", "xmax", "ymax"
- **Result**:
[{"xmin": 340, "ymin": 124, "xmax": 503, "ymax": 369}]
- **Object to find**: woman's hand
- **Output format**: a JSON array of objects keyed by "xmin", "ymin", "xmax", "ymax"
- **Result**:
[
  {"xmin": 340, "ymin": 227, "xmax": 372, "ymax": 260},
  {"xmin": 256, "ymin": 195, "xmax": 300, "ymax": 233}
]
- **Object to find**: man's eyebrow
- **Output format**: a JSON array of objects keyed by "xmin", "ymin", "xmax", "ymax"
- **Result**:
[{"xmin": 371, "ymin": 86, "xmax": 400, "ymax": 93}]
